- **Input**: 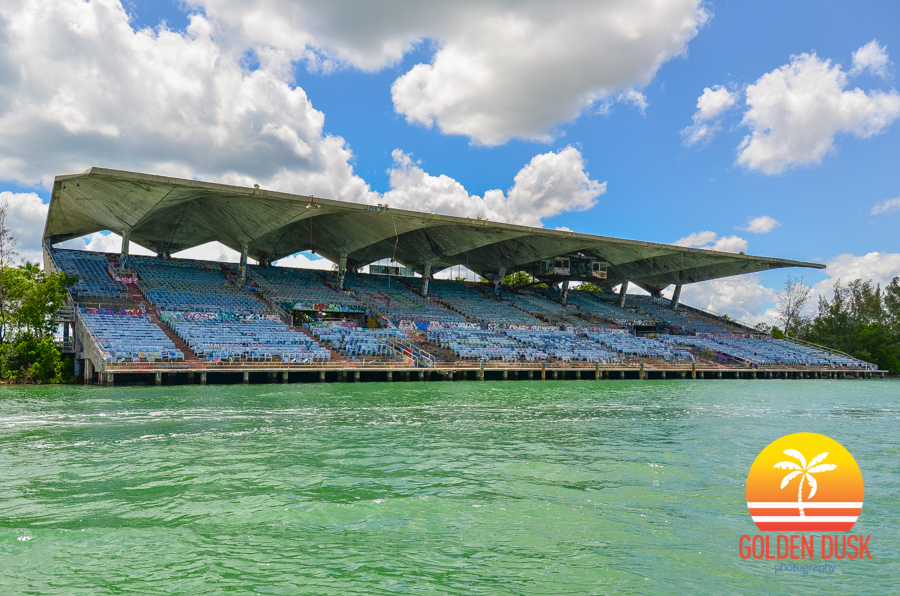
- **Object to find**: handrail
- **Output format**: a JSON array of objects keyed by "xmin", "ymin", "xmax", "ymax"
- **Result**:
[{"xmin": 780, "ymin": 334, "xmax": 875, "ymax": 368}]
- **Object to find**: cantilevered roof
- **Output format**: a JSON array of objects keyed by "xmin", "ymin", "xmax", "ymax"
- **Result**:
[{"xmin": 43, "ymin": 167, "xmax": 824, "ymax": 292}]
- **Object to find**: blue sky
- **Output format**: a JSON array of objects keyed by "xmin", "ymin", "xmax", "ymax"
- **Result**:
[{"xmin": 2, "ymin": 0, "xmax": 899, "ymax": 323}]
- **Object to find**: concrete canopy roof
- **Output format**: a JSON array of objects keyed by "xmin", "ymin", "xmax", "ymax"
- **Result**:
[{"xmin": 43, "ymin": 167, "xmax": 824, "ymax": 291}]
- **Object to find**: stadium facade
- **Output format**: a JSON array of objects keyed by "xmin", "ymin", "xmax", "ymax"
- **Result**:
[{"xmin": 43, "ymin": 168, "xmax": 882, "ymax": 385}]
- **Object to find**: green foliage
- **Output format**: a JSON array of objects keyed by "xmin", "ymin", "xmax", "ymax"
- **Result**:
[
  {"xmin": 0, "ymin": 262, "xmax": 76, "ymax": 383},
  {"xmin": 797, "ymin": 277, "xmax": 900, "ymax": 373},
  {"xmin": 501, "ymin": 271, "xmax": 547, "ymax": 288},
  {"xmin": 575, "ymin": 282, "xmax": 604, "ymax": 292}
]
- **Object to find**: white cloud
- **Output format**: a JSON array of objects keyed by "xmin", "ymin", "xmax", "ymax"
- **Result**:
[
  {"xmin": 58, "ymin": 231, "xmax": 157, "ymax": 257},
  {"xmin": 851, "ymin": 40, "xmax": 890, "ymax": 78},
  {"xmin": 193, "ymin": 0, "xmax": 708, "ymax": 146},
  {"xmin": 0, "ymin": 0, "xmax": 376, "ymax": 202},
  {"xmin": 672, "ymin": 230, "xmax": 748, "ymax": 253},
  {"xmin": 737, "ymin": 44, "xmax": 900, "ymax": 174},
  {"xmin": 677, "ymin": 274, "xmax": 777, "ymax": 326},
  {"xmin": 1, "ymin": 191, "xmax": 48, "ymax": 263},
  {"xmin": 741, "ymin": 215, "xmax": 781, "ymax": 233},
  {"xmin": 682, "ymin": 85, "xmax": 737, "ymax": 146},
  {"xmin": 274, "ymin": 251, "xmax": 333, "ymax": 270},
  {"xmin": 383, "ymin": 146, "xmax": 605, "ymax": 227},
  {"xmin": 811, "ymin": 252, "xmax": 900, "ymax": 301},
  {"xmin": 871, "ymin": 197, "xmax": 900, "ymax": 215}
]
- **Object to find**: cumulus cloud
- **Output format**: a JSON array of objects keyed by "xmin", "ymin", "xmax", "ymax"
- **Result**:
[
  {"xmin": 275, "ymin": 251, "xmax": 333, "ymax": 270},
  {"xmin": 0, "ymin": 191, "xmax": 48, "ymax": 263},
  {"xmin": 0, "ymin": 0, "xmax": 376, "ymax": 201},
  {"xmin": 811, "ymin": 252, "xmax": 900, "ymax": 301},
  {"xmin": 676, "ymin": 274, "xmax": 777, "ymax": 326},
  {"xmin": 682, "ymin": 85, "xmax": 737, "ymax": 146},
  {"xmin": 383, "ymin": 146, "xmax": 605, "ymax": 227},
  {"xmin": 851, "ymin": 40, "xmax": 891, "ymax": 78},
  {"xmin": 58, "ymin": 232, "xmax": 156, "ymax": 257},
  {"xmin": 736, "ymin": 44, "xmax": 900, "ymax": 174},
  {"xmin": 741, "ymin": 215, "xmax": 781, "ymax": 233},
  {"xmin": 191, "ymin": 0, "xmax": 708, "ymax": 145},
  {"xmin": 871, "ymin": 197, "xmax": 900, "ymax": 215},
  {"xmin": 673, "ymin": 231, "xmax": 748, "ymax": 253}
]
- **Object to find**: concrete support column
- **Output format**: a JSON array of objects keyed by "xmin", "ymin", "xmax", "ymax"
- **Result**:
[
  {"xmin": 660, "ymin": 371, "xmax": 666, "ymax": 380},
  {"xmin": 494, "ymin": 267, "xmax": 507, "ymax": 296},
  {"xmin": 670, "ymin": 283, "xmax": 683, "ymax": 310},
  {"xmin": 617, "ymin": 281, "xmax": 629, "ymax": 308},
  {"xmin": 281, "ymin": 371, "xmax": 288, "ymax": 383},
  {"xmin": 575, "ymin": 370, "xmax": 581, "ymax": 380},
  {"xmin": 528, "ymin": 370, "xmax": 534, "ymax": 380},
  {"xmin": 502, "ymin": 370, "xmax": 508, "ymax": 380},
  {"xmin": 239, "ymin": 242, "xmax": 249, "ymax": 284},
  {"xmin": 421, "ymin": 263, "xmax": 432, "ymax": 296},
  {"xmin": 418, "ymin": 370, "xmax": 424, "ymax": 381},
  {"xmin": 387, "ymin": 371, "xmax": 393, "ymax": 382},
  {"xmin": 84, "ymin": 359, "xmax": 93, "ymax": 385},
  {"xmin": 354, "ymin": 370, "xmax": 361, "ymax": 382},
  {"xmin": 561, "ymin": 280, "xmax": 570, "ymax": 305},
  {"xmin": 338, "ymin": 254, "xmax": 348, "ymax": 291},
  {"xmin": 267, "ymin": 371, "xmax": 276, "ymax": 383},
  {"xmin": 243, "ymin": 371, "xmax": 249, "ymax": 384},
  {"xmin": 120, "ymin": 227, "xmax": 132, "ymax": 266},
  {"xmin": 155, "ymin": 371, "xmax": 162, "ymax": 386},
  {"xmin": 619, "ymin": 371, "xmax": 625, "ymax": 379},
  {"xmin": 552, "ymin": 370, "xmax": 558, "ymax": 380},
  {"xmin": 595, "ymin": 362, "xmax": 600, "ymax": 380},
  {"xmin": 541, "ymin": 362, "xmax": 546, "ymax": 380},
  {"xmin": 319, "ymin": 371, "xmax": 325, "ymax": 382},
  {"xmin": 200, "ymin": 371, "xmax": 207, "ymax": 385},
  {"xmin": 639, "ymin": 362, "xmax": 645, "ymax": 380}
]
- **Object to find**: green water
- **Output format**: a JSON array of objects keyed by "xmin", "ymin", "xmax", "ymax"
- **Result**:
[{"xmin": 1, "ymin": 380, "xmax": 898, "ymax": 595}]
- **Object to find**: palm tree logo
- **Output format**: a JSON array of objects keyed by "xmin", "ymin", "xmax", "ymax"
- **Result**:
[{"xmin": 774, "ymin": 449, "xmax": 837, "ymax": 517}]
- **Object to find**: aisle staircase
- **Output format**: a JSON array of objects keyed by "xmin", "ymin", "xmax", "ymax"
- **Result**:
[{"xmin": 124, "ymin": 283, "xmax": 202, "ymax": 364}]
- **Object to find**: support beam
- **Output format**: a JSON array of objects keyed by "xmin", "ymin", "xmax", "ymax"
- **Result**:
[
  {"xmin": 201, "ymin": 371, "xmax": 207, "ymax": 385},
  {"xmin": 243, "ymin": 370, "xmax": 249, "ymax": 384},
  {"xmin": 239, "ymin": 242, "xmax": 249, "ymax": 284},
  {"xmin": 155, "ymin": 371, "xmax": 162, "ymax": 386},
  {"xmin": 83, "ymin": 358, "xmax": 92, "ymax": 385},
  {"xmin": 561, "ymin": 280, "xmax": 569, "ymax": 305},
  {"xmin": 338, "ymin": 254, "xmax": 348, "ymax": 291},
  {"xmin": 281, "ymin": 371, "xmax": 288, "ymax": 383},
  {"xmin": 617, "ymin": 281, "xmax": 629, "ymax": 308},
  {"xmin": 120, "ymin": 227, "xmax": 132, "ymax": 265},
  {"xmin": 670, "ymin": 283, "xmax": 683, "ymax": 310},
  {"xmin": 421, "ymin": 262, "xmax": 432, "ymax": 296}
]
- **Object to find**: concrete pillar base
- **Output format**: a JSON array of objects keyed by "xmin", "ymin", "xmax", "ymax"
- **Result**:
[
  {"xmin": 243, "ymin": 371, "xmax": 250, "ymax": 384},
  {"xmin": 155, "ymin": 371, "xmax": 162, "ymax": 386},
  {"xmin": 281, "ymin": 371, "xmax": 288, "ymax": 383},
  {"xmin": 200, "ymin": 371, "xmax": 207, "ymax": 385}
]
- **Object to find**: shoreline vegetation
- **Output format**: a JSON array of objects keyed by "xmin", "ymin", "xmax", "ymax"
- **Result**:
[{"xmin": 0, "ymin": 202, "xmax": 898, "ymax": 383}]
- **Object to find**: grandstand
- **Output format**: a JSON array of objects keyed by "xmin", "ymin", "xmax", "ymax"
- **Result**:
[{"xmin": 41, "ymin": 167, "xmax": 882, "ymax": 384}]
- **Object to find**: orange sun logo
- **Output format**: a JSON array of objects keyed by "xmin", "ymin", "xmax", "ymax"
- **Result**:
[{"xmin": 746, "ymin": 432, "xmax": 864, "ymax": 531}]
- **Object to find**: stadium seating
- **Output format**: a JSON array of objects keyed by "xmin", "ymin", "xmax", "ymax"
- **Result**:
[
  {"xmin": 628, "ymin": 295, "xmax": 731, "ymax": 335},
  {"xmin": 427, "ymin": 327, "xmax": 545, "ymax": 361},
  {"xmin": 80, "ymin": 309, "xmax": 183, "ymax": 363},
  {"xmin": 502, "ymin": 290, "xmax": 586, "ymax": 326},
  {"xmin": 161, "ymin": 312, "xmax": 329, "ymax": 363},
  {"xmin": 503, "ymin": 329, "xmax": 620, "ymax": 363},
  {"xmin": 132, "ymin": 257, "xmax": 269, "ymax": 313},
  {"xmin": 665, "ymin": 335, "xmax": 867, "ymax": 368},
  {"xmin": 566, "ymin": 291, "xmax": 655, "ymax": 326},
  {"xmin": 428, "ymin": 280, "xmax": 542, "ymax": 325},
  {"xmin": 248, "ymin": 266, "xmax": 364, "ymax": 313},
  {"xmin": 309, "ymin": 322, "xmax": 406, "ymax": 359},
  {"xmin": 344, "ymin": 273, "xmax": 465, "ymax": 324},
  {"xmin": 586, "ymin": 331, "xmax": 694, "ymax": 361},
  {"xmin": 51, "ymin": 249, "xmax": 126, "ymax": 303}
]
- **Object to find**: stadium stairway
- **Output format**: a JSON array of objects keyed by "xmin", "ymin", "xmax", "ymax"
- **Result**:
[{"xmin": 124, "ymin": 284, "xmax": 202, "ymax": 365}]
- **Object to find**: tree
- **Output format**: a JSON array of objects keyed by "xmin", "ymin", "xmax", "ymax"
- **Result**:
[
  {"xmin": 776, "ymin": 275, "xmax": 812, "ymax": 335},
  {"xmin": 576, "ymin": 282, "xmax": 603, "ymax": 292},
  {"xmin": 0, "ymin": 263, "xmax": 76, "ymax": 382}
]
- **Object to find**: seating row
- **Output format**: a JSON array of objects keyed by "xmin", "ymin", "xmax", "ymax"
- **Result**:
[
  {"xmin": 161, "ymin": 312, "xmax": 329, "ymax": 363},
  {"xmin": 80, "ymin": 310, "xmax": 183, "ymax": 363},
  {"xmin": 428, "ymin": 280, "xmax": 541, "ymax": 325},
  {"xmin": 52, "ymin": 249, "xmax": 125, "ymax": 302},
  {"xmin": 344, "ymin": 273, "xmax": 464, "ymax": 324}
]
